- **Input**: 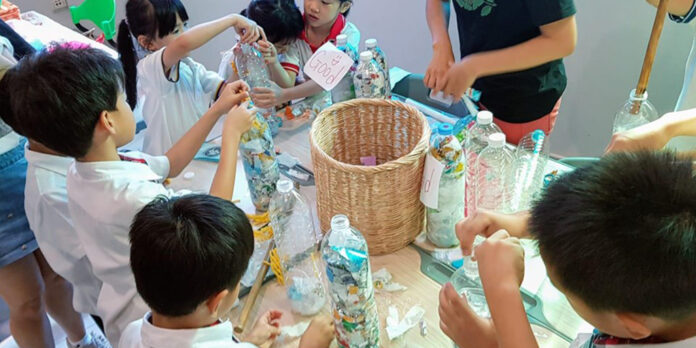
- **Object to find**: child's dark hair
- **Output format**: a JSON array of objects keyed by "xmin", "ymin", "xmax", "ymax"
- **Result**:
[
  {"xmin": 0, "ymin": 45, "xmax": 124, "ymax": 158},
  {"xmin": 130, "ymin": 194, "xmax": 254, "ymax": 317},
  {"xmin": 242, "ymin": 0, "xmax": 303, "ymax": 44},
  {"xmin": 530, "ymin": 151, "xmax": 696, "ymax": 320},
  {"xmin": 117, "ymin": 0, "xmax": 189, "ymax": 108}
]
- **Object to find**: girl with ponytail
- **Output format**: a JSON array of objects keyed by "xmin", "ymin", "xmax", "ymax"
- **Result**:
[{"xmin": 117, "ymin": 0, "xmax": 262, "ymax": 155}]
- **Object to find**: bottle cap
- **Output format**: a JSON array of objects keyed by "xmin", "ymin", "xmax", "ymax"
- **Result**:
[
  {"xmin": 365, "ymin": 38, "xmax": 377, "ymax": 49},
  {"xmin": 488, "ymin": 133, "xmax": 506, "ymax": 148},
  {"xmin": 336, "ymin": 34, "xmax": 348, "ymax": 47},
  {"xmin": 439, "ymin": 123, "xmax": 454, "ymax": 136},
  {"xmin": 360, "ymin": 51, "xmax": 373, "ymax": 62},
  {"xmin": 477, "ymin": 111, "xmax": 493, "ymax": 125}
]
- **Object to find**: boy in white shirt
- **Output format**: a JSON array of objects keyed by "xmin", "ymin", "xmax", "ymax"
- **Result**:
[
  {"xmin": 3, "ymin": 45, "xmax": 254, "ymax": 346},
  {"xmin": 121, "ymin": 194, "xmax": 335, "ymax": 348}
]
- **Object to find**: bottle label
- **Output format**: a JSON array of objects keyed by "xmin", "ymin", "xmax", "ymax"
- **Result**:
[{"xmin": 420, "ymin": 153, "xmax": 445, "ymax": 209}]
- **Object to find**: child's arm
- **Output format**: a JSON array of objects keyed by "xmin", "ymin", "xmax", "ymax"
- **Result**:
[
  {"xmin": 477, "ymin": 230, "xmax": 538, "ymax": 348},
  {"xmin": 251, "ymin": 80, "xmax": 325, "ymax": 109},
  {"xmin": 438, "ymin": 15, "xmax": 577, "ymax": 99},
  {"xmin": 299, "ymin": 315, "xmax": 335, "ymax": 348},
  {"xmin": 162, "ymin": 14, "xmax": 261, "ymax": 74},
  {"xmin": 425, "ymin": 0, "xmax": 456, "ymax": 89},
  {"xmin": 165, "ymin": 81, "xmax": 249, "ymax": 177},
  {"xmin": 257, "ymin": 41, "xmax": 297, "ymax": 88},
  {"xmin": 606, "ymin": 108, "xmax": 696, "ymax": 153},
  {"xmin": 456, "ymin": 210, "xmax": 530, "ymax": 256},
  {"xmin": 208, "ymin": 103, "xmax": 255, "ymax": 200},
  {"xmin": 646, "ymin": 0, "xmax": 694, "ymax": 16}
]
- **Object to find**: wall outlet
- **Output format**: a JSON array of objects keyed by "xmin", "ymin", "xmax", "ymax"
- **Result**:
[{"xmin": 53, "ymin": 0, "xmax": 68, "ymax": 9}]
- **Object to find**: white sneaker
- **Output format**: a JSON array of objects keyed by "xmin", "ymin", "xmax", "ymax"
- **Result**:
[{"xmin": 66, "ymin": 331, "xmax": 111, "ymax": 348}]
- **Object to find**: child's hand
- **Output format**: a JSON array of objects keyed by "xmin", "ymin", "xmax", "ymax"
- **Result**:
[
  {"xmin": 605, "ymin": 117, "xmax": 670, "ymax": 154},
  {"xmin": 476, "ymin": 230, "xmax": 526, "ymax": 289},
  {"xmin": 222, "ymin": 101, "xmax": 255, "ymax": 140},
  {"xmin": 213, "ymin": 81, "xmax": 250, "ymax": 115},
  {"xmin": 231, "ymin": 14, "xmax": 262, "ymax": 44},
  {"xmin": 439, "ymin": 282, "xmax": 498, "ymax": 348},
  {"xmin": 257, "ymin": 40, "xmax": 279, "ymax": 65},
  {"xmin": 456, "ymin": 210, "xmax": 530, "ymax": 256},
  {"xmin": 437, "ymin": 57, "xmax": 479, "ymax": 101},
  {"xmin": 425, "ymin": 42, "xmax": 455, "ymax": 90},
  {"xmin": 245, "ymin": 310, "xmax": 283, "ymax": 348},
  {"xmin": 250, "ymin": 82, "xmax": 285, "ymax": 109},
  {"xmin": 299, "ymin": 315, "xmax": 335, "ymax": 348}
]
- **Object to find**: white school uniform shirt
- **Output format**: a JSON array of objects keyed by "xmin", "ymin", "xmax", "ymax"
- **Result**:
[
  {"xmin": 570, "ymin": 333, "xmax": 696, "ymax": 348},
  {"xmin": 67, "ymin": 151, "xmax": 188, "ymax": 346},
  {"xmin": 138, "ymin": 47, "xmax": 224, "ymax": 155},
  {"xmin": 119, "ymin": 313, "xmax": 257, "ymax": 348},
  {"xmin": 23, "ymin": 146, "xmax": 102, "ymax": 315}
]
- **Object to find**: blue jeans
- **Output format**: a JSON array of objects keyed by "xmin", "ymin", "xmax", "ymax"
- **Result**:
[{"xmin": 0, "ymin": 139, "xmax": 37, "ymax": 267}]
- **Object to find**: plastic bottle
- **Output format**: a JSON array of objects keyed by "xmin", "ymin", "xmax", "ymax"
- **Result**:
[
  {"xmin": 426, "ymin": 124, "xmax": 465, "ymax": 248},
  {"xmin": 233, "ymin": 43, "xmax": 282, "ymax": 135},
  {"xmin": 464, "ymin": 111, "xmax": 502, "ymax": 216},
  {"xmin": 612, "ymin": 89, "xmax": 659, "ymax": 134},
  {"xmin": 507, "ymin": 130, "xmax": 549, "ymax": 213},
  {"xmin": 332, "ymin": 34, "xmax": 358, "ymax": 103},
  {"xmin": 450, "ymin": 267, "xmax": 490, "ymax": 318},
  {"xmin": 269, "ymin": 179, "xmax": 326, "ymax": 316},
  {"xmin": 321, "ymin": 215, "xmax": 380, "ymax": 348},
  {"xmin": 239, "ymin": 109, "xmax": 280, "ymax": 212},
  {"xmin": 475, "ymin": 133, "xmax": 513, "ymax": 212},
  {"xmin": 365, "ymin": 38, "xmax": 391, "ymax": 98},
  {"xmin": 353, "ymin": 51, "xmax": 387, "ymax": 99}
]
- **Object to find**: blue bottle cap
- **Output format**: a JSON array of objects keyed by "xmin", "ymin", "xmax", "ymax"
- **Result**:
[
  {"xmin": 439, "ymin": 123, "xmax": 454, "ymax": 136},
  {"xmin": 531, "ymin": 130, "xmax": 545, "ymax": 143}
]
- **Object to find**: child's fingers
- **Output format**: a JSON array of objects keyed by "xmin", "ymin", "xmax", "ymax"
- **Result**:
[
  {"xmin": 486, "ymin": 229, "xmax": 511, "ymax": 242},
  {"xmin": 259, "ymin": 27, "xmax": 268, "ymax": 42}
]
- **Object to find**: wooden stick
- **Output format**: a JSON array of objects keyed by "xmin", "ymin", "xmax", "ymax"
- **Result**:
[
  {"xmin": 234, "ymin": 241, "xmax": 274, "ymax": 335},
  {"xmin": 632, "ymin": 0, "xmax": 671, "ymax": 114}
]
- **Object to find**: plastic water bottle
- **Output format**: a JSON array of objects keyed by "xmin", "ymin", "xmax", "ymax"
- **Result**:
[
  {"xmin": 321, "ymin": 215, "xmax": 380, "ymax": 348},
  {"xmin": 332, "ymin": 34, "xmax": 358, "ymax": 103},
  {"xmin": 269, "ymin": 179, "xmax": 326, "ymax": 316},
  {"xmin": 239, "ymin": 110, "xmax": 280, "ymax": 212},
  {"xmin": 354, "ymin": 51, "xmax": 387, "ymax": 99},
  {"xmin": 475, "ymin": 133, "xmax": 513, "ymax": 212},
  {"xmin": 507, "ymin": 130, "xmax": 549, "ymax": 213},
  {"xmin": 426, "ymin": 124, "xmax": 465, "ymax": 248},
  {"xmin": 464, "ymin": 111, "xmax": 502, "ymax": 216},
  {"xmin": 612, "ymin": 89, "xmax": 659, "ymax": 134},
  {"xmin": 233, "ymin": 43, "xmax": 282, "ymax": 135},
  {"xmin": 365, "ymin": 38, "xmax": 391, "ymax": 98}
]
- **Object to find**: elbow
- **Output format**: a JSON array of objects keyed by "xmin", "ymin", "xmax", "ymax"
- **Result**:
[{"xmin": 559, "ymin": 35, "xmax": 577, "ymax": 58}]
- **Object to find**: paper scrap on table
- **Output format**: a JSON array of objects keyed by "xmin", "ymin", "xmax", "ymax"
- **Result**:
[
  {"xmin": 360, "ymin": 156, "xmax": 377, "ymax": 166},
  {"xmin": 420, "ymin": 154, "xmax": 445, "ymax": 209},
  {"xmin": 276, "ymin": 321, "xmax": 311, "ymax": 344},
  {"xmin": 386, "ymin": 305, "xmax": 426, "ymax": 340},
  {"xmin": 373, "ymin": 268, "xmax": 407, "ymax": 292},
  {"xmin": 303, "ymin": 42, "xmax": 353, "ymax": 91}
]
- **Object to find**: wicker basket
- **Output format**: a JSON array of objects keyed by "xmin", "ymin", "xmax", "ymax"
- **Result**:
[{"xmin": 310, "ymin": 99, "xmax": 430, "ymax": 255}]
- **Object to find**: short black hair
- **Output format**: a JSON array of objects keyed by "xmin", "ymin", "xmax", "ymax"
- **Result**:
[
  {"xmin": 0, "ymin": 45, "xmax": 124, "ymax": 158},
  {"xmin": 530, "ymin": 151, "xmax": 696, "ymax": 320},
  {"xmin": 130, "ymin": 194, "xmax": 255, "ymax": 317},
  {"xmin": 243, "ymin": 0, "xmax": 303, "ymax": 45}
]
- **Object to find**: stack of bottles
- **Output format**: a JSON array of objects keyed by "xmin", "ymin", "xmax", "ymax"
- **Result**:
[
  {"xmin": 321, "ymin": 215, "xmax": 380, "ymax": 348},
  {"xmin": 233, "ymin": 42, "xmax": 282, "ymax": 135},
  {"xmin": 465, "ymin": 111, "xmax": 502, "ymax": 216},
  {"xmin": 332, "ymin": 34, "xmax": 359, "ymax": 103},
  {"xmin": 426, "ymin": 123, "xmax": 465, "ymax": 248},
  {"xmin": 269, "ymin": 179, "xmax": 326, "ymax": 316},
  {"xmin": 506, "ymin": 130, "xmax": 549, "ymax": 213},
  {"xmin": 353, "ymin": 38, "xmax": 389, "ymax": 99}
]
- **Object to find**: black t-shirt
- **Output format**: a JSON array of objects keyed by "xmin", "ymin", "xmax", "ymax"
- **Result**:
[{"xmin": 452, "ymin": 0, "xmax": 576, "ymax": 123}]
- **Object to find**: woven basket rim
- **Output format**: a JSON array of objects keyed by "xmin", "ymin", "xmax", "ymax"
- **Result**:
[{"xmin": 309, "ymin": 98, "xmax": 430, "ymax": 174}]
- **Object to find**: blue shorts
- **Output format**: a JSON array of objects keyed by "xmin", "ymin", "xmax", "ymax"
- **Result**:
[{"xmin": 0, "ymin": 139, "xmax": 37, "ymax": 268}]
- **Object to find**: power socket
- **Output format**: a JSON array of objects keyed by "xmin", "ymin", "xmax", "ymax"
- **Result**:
[{"xmin": 53, "ymin": 0, "xmax": 68, "ymax": 9}]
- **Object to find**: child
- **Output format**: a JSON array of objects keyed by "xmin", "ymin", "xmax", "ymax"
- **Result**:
[
  {"xmin": 120, "ymin": 194, "xmax": 336, "ymax": 348},
  {"xmin": 118, "ymin": 0, "xmax": 262, "ymax": 155},
  {"xmin": 250, "ymin": 0, "xmax": 359, "ymax": 110},
  {"xmin": 218, "ymin": 0, "xmax": 304, "ymax": 85},
  {"xmin": 3, "ymin": 45, "xmax": 254, "ymax": 345},
  {"xmin": 0, "ymin": 38, "xmax": 107, "ymax": 347},
  {"xmin": 425, "ymin": 0, "xmax": 577, "ymax": 144},
  {"xmin": 441, "ymin": 151, "xmax": 696, "ymax": 348}
]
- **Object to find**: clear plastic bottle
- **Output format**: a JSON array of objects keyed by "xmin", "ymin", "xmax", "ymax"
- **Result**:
[
  {"xmin": 612, "ymin": 89, "xmax": 659, "ymax": 134},
  {"xmin": 270, "ymin": 179, "xmax": 326, "ymax": 316},
  {"xmin": 464, "ymin": 111, "xmax": 502, "ymax": 216},
  {"xmin": 365, "ymin": 39, "xmax": 391, "ymax": 98},
  {"xmin": 233, "ymin": 43, "xmax": 282, "ymax": 135},
  {"xmin": 321, "ymin": 215, "xmax": 380, "ymax": 348},
  {"xmin": 476, "ymin": 133, "xmax": 513, "ymax": 212},
  {"xmin": 507, "ymin": 130, "xmax": 549, "ymax": 213},
  {"xmin": 450, "ymin": 267, "xmax": 490, "ymax": 318},
  {"xmin": 353, "ymin": 51, "xmax": 387, "ymax": 99},
  {"xmin": 239, "ymin": 110, "xmax": 280, "ymax": 212},
  {"xmin": 332, "ymin": 34, "xmax": 358, "ymax": 103},
  {"xmin": 426, "ymin": 124, "xmax": 465, "ymax": 248}
]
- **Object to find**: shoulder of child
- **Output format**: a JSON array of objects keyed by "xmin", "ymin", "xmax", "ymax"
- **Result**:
[{"xmin": 117, "ymin": 319, "xmax": 145, "ymax": 348}]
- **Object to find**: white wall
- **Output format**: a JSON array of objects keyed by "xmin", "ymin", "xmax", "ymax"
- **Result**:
[{"xmin": 14, "ymin": 0, "xmax": 693, "ymax": 156}]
